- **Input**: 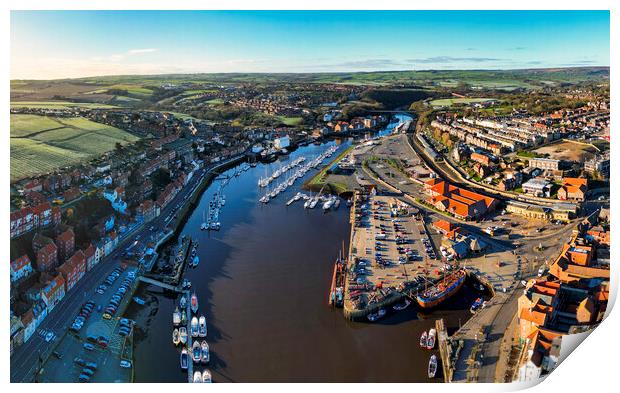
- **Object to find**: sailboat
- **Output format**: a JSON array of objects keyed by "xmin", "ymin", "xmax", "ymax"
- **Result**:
[{"xmin": 200, "ymin": 210, "xmax": 208, "ymax": 230}]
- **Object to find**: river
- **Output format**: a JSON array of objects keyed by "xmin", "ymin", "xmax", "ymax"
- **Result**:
[{"xmin": 125, "ymin": 114, "xmax": 480, "ymax": 382}]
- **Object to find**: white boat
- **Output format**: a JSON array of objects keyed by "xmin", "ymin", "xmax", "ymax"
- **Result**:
[
  {"xmin": 180, "ymin": 347, "xmax": 189, "ymax": 370},
  {"xmin": 428, "ymin": 355, "xmax": 438, "ymax": 379},
  {"xmin": 202, "ymin": 370, "xmax": 212, "ymax": 383},
  {"xmin": 260, "ymin": 195, "xmax": 270, "ymax": 204},
  {"xmin": 192, "ymin": 255, "xmax": 200, "ymax": 267},
  {"xmin": 427, "ymin": 328, "xmax": 436, "ymax": 350},
  {"xmin": 198, "ymin": 315, "xmax": 207, "ymax": 337},
  {"xmin": 173, "ymin": 307, "xmax": 181, "ymax": 326},
  {"xmin": 419, "ymin": 331, "xmax": 428, "ymax": 348},
  {"xmin": 309, "ymin": 197, "xmax": 318, "ymax": 209},
  {"xmin": 304, "ymin": 199, "xmax": 311, "ymax": 209},
  {"xmin": 172, "ymin": 328, "xmax": 180, "ymax": 346},
  {"xmin": 192, "ymin": 341, "xmax": 202, "ymax": 363},
  {"xmin": 180, "ymin": 295, "xmax": 187, "ymax": 309},
  {"xmin": 322, "ymin": 198, "xmax": 335, "ymax": 211},
  {"xmin": 392, "ymin": 299, "xmax": 411, "ymax": 311},
  {"xmin": 193, "ymin": 371, "xmax": 202, "ymax": 383},
  {"xmin": 179, "ymin": 327, "xmax": 188, "ymax": 344},
  {"xmin": 367, "ymin": 308, "xmax": 386, "ymax": 322},
  {"xmin": 201, "ymin": 340, "xmax": 210, "ymax": 363},
  {"xmin": 191, "ymin": 316, "xmax": 200, "ymax": 337}
]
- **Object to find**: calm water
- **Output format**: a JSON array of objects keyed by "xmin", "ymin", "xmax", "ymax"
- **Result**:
[{"xmin": 126, "ymin": 115, "xmax": 480, "ymax": 382}]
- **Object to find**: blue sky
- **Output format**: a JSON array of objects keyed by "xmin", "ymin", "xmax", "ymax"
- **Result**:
[{"xmin": 11, "ymin": 10, "xmax": 609, "ymax": 79}]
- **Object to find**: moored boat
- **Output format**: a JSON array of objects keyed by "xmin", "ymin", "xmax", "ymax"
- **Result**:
[
  {"xmin": 202, "ymin": 370, "xmax": 212, "ymax": 383},
  {"xmin": 192, "ymin": 341, "xmax": 202, "ymax": 363},
  {"xmin": 181, "ymin": 309, "xmax": 187, "ymax": 325},
  {"xmin": 193, "ymin": 371, "xmax": 202, "ymax": 382},
  {"xmin": 420, "ymin": 331, "xmax": 428, "ymax": 348},
  {"xmin": 192, "ymin": 255, "xmax": 200, "ymax": 267},
  {"xmin": 470, "ymin": 297, "xmax": 485, "ymax": 314},
  {"xmin": 133, "ymin": 296, "xmax": 146, "ymax": 305},
  {"xmin": 172, "ymin": 328, "xmax": 180, "ymax": 346},
  {"xmin": 428, "ymin": 355, "xmax": 438, "ymax": 379},
  {"xmin": 173, "ymin": 307, "xmax": 181, "ymax": 326},
  {"xmin": 426, "ymin": 328, "xmax": 436, "ymax": 350},
  {"xmin": 416, "ymin": 269, "xmax": 466, "ymax": 309},
  {"xmin": 393, "ymin": 298, "xmax": 411, "ymax": 311},
  {"xmin": 367, "ymin": 308, "xmax": 386, "ymax": 322},
  {"xmin": 191, "ymin": 316, "xmax": 200, "ymax": 337},
  {"xmin": 179, "ymin": 327, "xmax": 188, "ymax": 345},
  {"xmin": 180, "ymin": 295, "xmax": 187, "ymax": 309},
  {"xmin": 180, "ymin": 347, "xmax": 189, "ymax": 370},
  {"xmin": 191, "ymin": 292, "xmax": 199, "ymax": 313},
  {"xmin": 198, "ymin": 315, "xmax": 207, "ymax": 337},
  {"xmin": 201, "ymin": 340, "xmax": 210, "ymax": 363}
]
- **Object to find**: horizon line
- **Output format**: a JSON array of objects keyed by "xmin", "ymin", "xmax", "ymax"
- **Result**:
[{"xmin": 10, "ymin": 65, "xmax": 610, "ymax": 82}]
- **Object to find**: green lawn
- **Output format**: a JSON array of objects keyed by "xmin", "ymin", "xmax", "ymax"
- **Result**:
[
  {"xmin": 276, "ymin": 116, "xmax": 304, "ymax": 126},
  {"xmin": 10, "ymin": 114, "xmax": 139, "ymax": 181},
  {"xmin": 10, "ymin": 101, "xmax": 118, "ymax": 110}
]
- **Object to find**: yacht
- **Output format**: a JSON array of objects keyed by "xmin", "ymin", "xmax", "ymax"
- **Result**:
[
  {"xmin": 192, "ymin": 255, "xmax": 200, "ymax": 267},
  {"xmin": 201, "ymin": 340, "xmax": 210, "ymax": 363},
  {"xmin": 172, "ymin": 307, "xmax": 181, "ymax": 326},
  {"xmin": 426, "ymin": 328, "xmax": 437, "ymax": 350},
  {"xmin": 192, "ymin": 341, "xmax": 202, "ymax": 363},
  {"xmin": 198, "ymin": 315, "xmax": 207, "ymax": 337},
  {"xmin": 202, "ymin": 370, "xmax": 212, "ymax": 383},
  {"xmin": 191, "ymin": 317, "xmax": 200, "ymax": 337},
  {"xmin": 179, "ymin": 295, "xmax": 187, "ymax": 309},
  {"xmin": 180, "ymin": 347, "xmax": 189, "ymax": 370},
  {"xmin": 172, "ymin": 328, "xmax": 180, "ymax": 346},
  {"xmin": 419, "ymin": 331, "xmax": 428, "ymax": 348},
  {"xmin": 179, "ymin": 327, "xmax": 188, "ymax": 344},
  {"xmin": 191, "ymin": 292, "xmax": 199, "ymax": 313},
  {"xmin": 259, "ymin": 195, "xmax": 270, "ymax": 204},
  {"xmin": 309, "ymin": 197, "xmax": 319, "ymax": 209},
  {"xmin": 181, "ymin": 309, "xmax": 187, "ymax": 325},
  {"xmin": 322, "ymin": 197, "xmax": 335, "ymax": 211},
  {"xmin": 193, "ymin": 371, "xmax": 202, "ymax": 383},
  {"xmin": 304, "ymin": 198, "xmax": 311, "ymax": 209},
  {"xmin": 428, "ymin": 355, "xmax": 438, "ymax": 379}
]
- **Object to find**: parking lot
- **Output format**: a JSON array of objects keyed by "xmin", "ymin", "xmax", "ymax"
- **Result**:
[{"xmin": 38, "ymin": 266, "xmax": 139, "ymax": 382}]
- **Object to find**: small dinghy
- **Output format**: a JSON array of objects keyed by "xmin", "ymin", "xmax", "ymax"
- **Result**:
[
  {"xmin": 428, "ymin": 355, "xmax": 438, "ymax": 379},
  {"xmin": 420, "ymin": 331, "xmax": 428, "ymax": 348}
]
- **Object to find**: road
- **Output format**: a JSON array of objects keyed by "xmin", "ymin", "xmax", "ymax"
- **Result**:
[{"xmin": 10, "ymin": 155, "xmax": 244, "ymax": 382}]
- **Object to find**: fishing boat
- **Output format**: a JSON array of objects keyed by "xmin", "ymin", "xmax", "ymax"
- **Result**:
[
  {"xmin": 191, "ymin": 317, "xmax": 200, "ymax": 337},
  {"xmin": 201, "ymin": 340, "xmax": 210, "ymax": 363},
  {"xmin": 191, "ymin": 292, "xmax": 199, "ymax": 313},
  {"xmin": 420, "ymin": 331, "xmax": 428, "ymax": 348},
  {"xmin": 192, "ymin": 341, "xmax": 202, "ymax": 363},
  {"xmin": 367, "ymin": 308, "xmax": 386, "ymax": 322},
  {"xmin": 172, "ymin": 307, "xmax": 181, "ymax": 326},
  {"xmin": 192, "ymin": 255, "xmax": 200, "ymax": 267},
  {"xmin": 393, "ymin": 298, "xmax": 411, "ymax": 311},
  {"xmin": 193, "ymin": 371, "xmax": 202, "ymax": 383},
  {"xmin": 426, "ymin": 328, "xmax": 437, "ymax": 350},
  {"xmin": 202, "ymin": 370, "xmax": 212, "ymax": 383},
  {"xmin": 198, "ymin": 316, "xmax": 207, "ymax": 337},
  {"xmin": 172, "ymin": 328, "xmax": 180, "ymax": 346},
  {"xmin": 428, "ymin": 355, "xmax": 438, "ymax": 379},
  {"xmin": 180, "ymin": 295, "xmax": 187, "ymax": 309},
  {"xmin": 416, "ymin": 269, "xmax": 466, "ymax": 309},
  {"xmin": 179, "ymin": 327, "xmax": 188, "ymax": 345},
  {"xmin": 180, "ymin": 347, "xmax": 189, "ymax": 370},
  {"xmin": 181, "ymin": 309, "xmax": 187, "ymax": 325},
  {"xmin": 470, "ymin": 297, "xmax": 485, "ymax": 314},
  {"xmin": 133, "ymin": 296, "xmax": 146, "ymax": 306}
]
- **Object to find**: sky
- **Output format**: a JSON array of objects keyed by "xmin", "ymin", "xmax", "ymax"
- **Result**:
[{"xmin": 10, "ymin": 10, "xmax": 610, "ymax": 80}]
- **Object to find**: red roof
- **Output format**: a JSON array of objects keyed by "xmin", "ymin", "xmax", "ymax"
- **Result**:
[
  {"xmin": 57, "ymin": 229, "xmax": 74, "ymax": 243},
  {"xmin": 11, "ymin": 255, "xmax": 31, "ymax": 272}
]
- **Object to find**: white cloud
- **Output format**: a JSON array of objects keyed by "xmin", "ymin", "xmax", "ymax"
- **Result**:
[{"xmin": 128, "ymin": 48, "xmax": 158, "ymax": 55}]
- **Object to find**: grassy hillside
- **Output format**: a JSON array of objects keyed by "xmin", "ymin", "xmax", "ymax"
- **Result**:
[{"xmin": 10, "ymin": 114, "xmax": 139, "ymax": 181}]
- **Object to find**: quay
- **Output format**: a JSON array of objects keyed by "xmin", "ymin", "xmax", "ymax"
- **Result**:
[{"xmin": 436, "ymin": 319, "xmax": 453, "ymax": 383}]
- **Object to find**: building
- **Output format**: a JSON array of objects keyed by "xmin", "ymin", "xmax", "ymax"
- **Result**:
[
  {"xmin": 557, "ymin": 178, "xmax": 588, "ymax": 201},
  {"xmin": 548, "ymin": 240, "xmax": 610, "ymax": 283},
  {"xmin": 470, "ymin": 152, "xmax": 491, "ymax": 166},
  {"xmin": 84, "ymin": 244, "xmax": 97, "ymax": 271},
  {"xmin": 10, "ymin": 255, "xmax": 33, "ymax": 283},
  {"xmin": 57, "ymin": 250, "xmax": 86, "ymax": 292},
  {"xmin": 56, "ymin": 229, "xmax": 75, "ymax": 262},
  {"xmin": 41, "ymin": 274, "xmax": 66, "ymax": 312},
  {"xmin": 521, "ymin": 178, "xmax": 552, "ymax": 198},
  {"xmin": 34, "ymin": 241, "xmax": 58, "ymax": 272},
  {"xmin": 584, "ymin": 153, "xmax": 610, "ymax": 178},
  {"xmin": 528, "ymin": 157, "xmax": 560, "ymax": 171},
  {"xmin": 425, "ymin": 179, "xmax": 497, "ymax": 220},
  {"xmin": 273, "ymin": 136, "xmax": 290, "ymax": 150},
  {"xmin": 505, "ymin": 201, "xmax": 575, "ymax": 222}
]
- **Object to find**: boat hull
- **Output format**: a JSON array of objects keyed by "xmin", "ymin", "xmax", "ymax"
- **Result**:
[{"xmin": 416, "ymin": 271, "xmax": 466, "ymax": 309}]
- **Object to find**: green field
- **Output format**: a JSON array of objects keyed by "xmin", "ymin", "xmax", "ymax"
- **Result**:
[
  {"xmin": 429, "ymin": 97, "xmax": 498, "ymax": 107},
  {"xmin": 10, "ymin": 114, "xmax": 139, "ymax": 181},
  {"xmin": 276, "ymin": 115, "xmax": 304, "ymax": 126},
  {"xmin": 10, "ymin": 101, "xmax": 118, "ymax": 110}
]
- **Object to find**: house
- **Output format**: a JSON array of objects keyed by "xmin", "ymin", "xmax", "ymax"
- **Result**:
[
  {"xmin": 84, "ymin": 244, "xmax": 97, "ymax": 271},
  {"xmin": 432, "ymin": 220, "xmax": 457, "ymax": 235},
  {"xmin": 56, "ymin": 229, "xmax": 75, "ymax": 262},
  {"xmin": 522, "ymin": 178, "xmax": 552, "ymax": 198},
  {"xmin": 471, "ymin": 152, "xmax": 491, "ymax": 166},
  {"xmin": 20, "ymin": 310, "xmax": 36, "ymax": 343},
  {"xmin": 528, "ymin": 157, "xmax": 560, "ymax": 171},
  {"xmin": 57, "ymin": 250, "xmax": 86, "ymax": 292},
  {"xmin": 557, "ymin": 178, "xmax": 588, "ymax": 201},
  {"xmin": 425, "ymin": 179, "xmax": 497, "ymax": 220},
  {"xmin": 41, "ymin": 274, "xmax": 66, "ymax": 312},
  {"xmin": 10, "ymin": 255, "xmax": 33, "ymax": 283},
  {"xmin": 36, "ymin": 242, "xmax": 58, "ymax": 272},
  {"xmin": 10, "ymin": 207, "xmax": 34, "ymax": 239}
]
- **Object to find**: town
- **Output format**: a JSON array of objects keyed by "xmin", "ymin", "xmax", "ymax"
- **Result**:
[{"xmin": 8, "ymin": 10, "xmax": 611, "ymax": 384}]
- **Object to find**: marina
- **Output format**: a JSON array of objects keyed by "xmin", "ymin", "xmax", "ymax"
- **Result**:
[{"xmin": 125, "ymin": 115, "xmax": 479, "ymax": 382}]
